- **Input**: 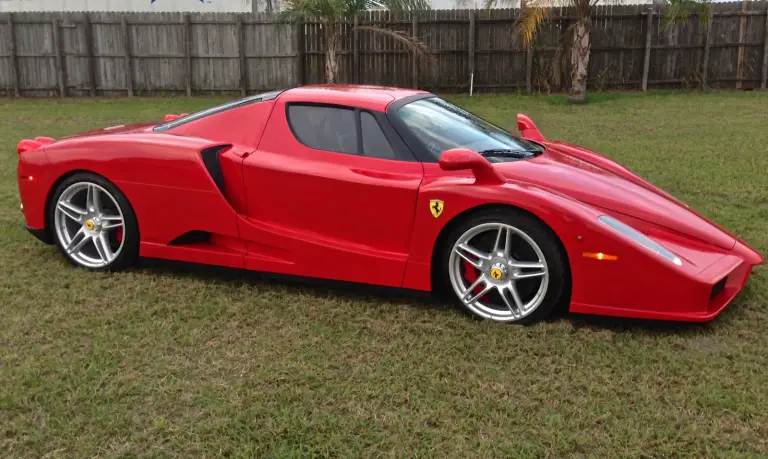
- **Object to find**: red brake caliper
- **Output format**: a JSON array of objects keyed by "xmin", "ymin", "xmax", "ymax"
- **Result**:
[
  {"xmin": 463, "ymin": 260, "xmax": 491, "ymax": 302},
  {"xmin": 116, "ymin": 228, "xmax": 123, "ymax": 244}
]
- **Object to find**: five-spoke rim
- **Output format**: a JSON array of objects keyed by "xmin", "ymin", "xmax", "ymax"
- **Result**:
[
  {"xmin": 54, "ymin": 182, "xmax": 125, "ymax": 268},
  {"xmin": 448, "ymin": 222, "xmax": 549, "ymax": 322}
]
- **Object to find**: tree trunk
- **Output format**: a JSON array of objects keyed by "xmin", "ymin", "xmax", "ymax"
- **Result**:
[
  {"xmin": 324, "ymin": 24, "xmax": 341, "ymax": 84},
  {"xmin": 568, "ymin": 19, "xmax": 591, "ymax": 104}
]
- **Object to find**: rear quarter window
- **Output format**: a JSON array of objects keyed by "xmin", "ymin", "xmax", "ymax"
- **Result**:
[
  {"xmin": 154, "ymin": 90, "xmax": 283, "ymax": 132},
  {"xmin": 287, "ymin": 105, "xmax": 358, "ymax": 154}
]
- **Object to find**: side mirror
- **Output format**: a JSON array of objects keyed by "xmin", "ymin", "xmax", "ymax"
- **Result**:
[
  {"xmin": 517, "ymin": 114, "xmax": 545, "ymax": 141},
  {"xmin": 439, "ymin": 148, "xmax": 504, "ymax": 185}
]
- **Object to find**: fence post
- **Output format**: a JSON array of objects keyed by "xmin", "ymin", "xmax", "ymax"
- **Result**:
[
  {"xmin": 412, "ymin": 14, "xmax": 419, "ymax": 89},
  {"xmin": 761, "ymin": 4, "xmax": 768, "ymax": 90},
  {"xmin": 52, "ymin": 19, "xmax": 66, "ymax": 97},
  {"xmin": 701, "ymin": 9, "xmax": 713, "ymax": 88},
  {"xmin": 468, "ymin": 11, "xmax": 475, "ymax": 95},
  {"xmin": 353, "ymin": 15, "xmax": 360, "ymax": 84},
  {"xmin": 83, "ymin": 14, "xmax": 96, "ymax": 97},
  {"xmin": 8, "ymin": 14, "xmax": 20, "ymax": 98},
  {"xmin": 184, "ymin": 14, "xmax": 192, "ymax": 97},
  {"xmin": 641, "ymin": 8, "xmax": 653, "ymax": 92},
  {"xmin": 295, "ymin": 20, "xmax": 305, "ymax": 86},
  {"xmin": 121, "ymin": 17, "xmax": 133, "ymax": 97},
  {"xmin": 237, "ymin": 14, "xmax": 247, "ymax": 96}
]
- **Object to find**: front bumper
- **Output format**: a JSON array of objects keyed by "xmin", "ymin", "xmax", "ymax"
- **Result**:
[{"xmin": 570, "ymin": 248, "xmax": 759, "ymax": 322}]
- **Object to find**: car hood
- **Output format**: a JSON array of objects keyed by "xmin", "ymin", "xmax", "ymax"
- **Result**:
[{"xmin": 493, "ymin": 142, "xmax": 736, "ymax": 250}]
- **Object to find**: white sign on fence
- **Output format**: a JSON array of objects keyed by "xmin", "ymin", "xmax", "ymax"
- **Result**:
[{"xmin": 0, "ymin": 0, "xmax": 253, "ymax": 12}]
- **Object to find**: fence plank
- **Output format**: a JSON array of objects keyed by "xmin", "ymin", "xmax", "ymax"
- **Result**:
[
  {"xmin": 353, "ymin": 15, "xmax": 360, "ymax": 84},
  {"xmin": 468, "ymin": 11, "xmax": 475, "ymax": 94},
  {"xmin": 183, "ymin": 13, "xmax": 192, "ymax": 96},
  {"xmin": 83, "ymin": 14, "xmax": 96, "ymax": 96},
  {"xmin": 641, "ymin": 8, "xmax": 653, "ymax": 91},
  {"xmin": 52, "ymin": 19, "xmax": 66, "ymax": 97},
  {"xmin": 121, "ymin": 16, "xmax": 133, "ymax": 97},
  {"xmin": 295, "ymin": 20, "xmax": 304, "ymax": 85},
  {"xmin": 7, "ymin": 14, "xmax": 20, "ymax": 97},
  {"xmin": 762, "ymin": 7, "xmax": 768, "ymax": 89},
  {"xmin": 735, "ymin": 0, "xmax": 748, "ymax": 89},
  {"xmin": 412, "ymin": 14, "xmax": 418, "ymax": 89},
  {"xmin": 237, "ymin": 14, "xmax": 247, "ymax": 96},
  {"xmin": 702, "ymin": 9, "xmax": 713, "ymax": 87}
]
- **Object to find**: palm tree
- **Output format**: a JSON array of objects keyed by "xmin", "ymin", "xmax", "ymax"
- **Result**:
[
  {"xmin": 483, "ymin": 0, "xmax": 711, "ymax": 103},
  {"xmin": 281, "ymin": 0, "xmax": 432, "ymax": 84}
]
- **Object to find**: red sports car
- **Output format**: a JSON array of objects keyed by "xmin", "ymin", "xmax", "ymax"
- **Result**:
[{"xmin": 17, "ymin": 85, "xmax": 763, "ymax": 323}]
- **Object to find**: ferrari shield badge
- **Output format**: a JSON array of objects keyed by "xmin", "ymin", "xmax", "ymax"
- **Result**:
[{"xmin": 429, "ymin": 200, "xmax": 444, "ymax": 218}]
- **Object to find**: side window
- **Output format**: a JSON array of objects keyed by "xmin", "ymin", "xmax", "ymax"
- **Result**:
[
  {"xmin": 288, "ymin": 104, "xmax": 357, "ymax": 154},
  {"xmin": 360, "ymin": 111, "xmax": 396, "ymax": 160}
]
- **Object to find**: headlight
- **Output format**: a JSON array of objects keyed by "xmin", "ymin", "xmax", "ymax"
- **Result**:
[{"xmin": 598, "ymin": 215, "xmax": 683, "ymax": 266}]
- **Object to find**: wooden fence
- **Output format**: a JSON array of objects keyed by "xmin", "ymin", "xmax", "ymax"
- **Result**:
[{"xmin": 1, "ymin": 2, "xmax": 767, "ymax": 97}]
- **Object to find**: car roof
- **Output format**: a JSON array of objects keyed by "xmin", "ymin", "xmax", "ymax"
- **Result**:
[{"xmin": 279, "ymin": 85, "xmax": 430, "ymax": 111}]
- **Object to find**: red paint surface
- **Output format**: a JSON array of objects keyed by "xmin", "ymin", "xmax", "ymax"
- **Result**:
[{"xmin": 16, "ymin": 85, "xmax": 763, "ymax": 322}]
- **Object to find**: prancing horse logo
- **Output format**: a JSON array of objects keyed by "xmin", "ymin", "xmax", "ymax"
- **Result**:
[{"xmin": 429, "ymin": 200, "xmax": 444, "ymax": 218}]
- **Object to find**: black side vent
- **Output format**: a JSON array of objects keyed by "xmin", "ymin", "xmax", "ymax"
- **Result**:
[
  {"xmin": 200, "ymin": 144, "xmax": 231, "ymax": 195},
  {"xmin": 710, "ymin": 277, "xmax": 727, "ymax": 300},
  {"xmin": 169, "ymin": 230, "xmax": 211, "ymax": 246}
]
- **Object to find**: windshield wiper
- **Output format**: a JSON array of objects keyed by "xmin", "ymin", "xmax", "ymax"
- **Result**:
[{"xmin": 477, "ymin": 149, "xmax": 540, "ymax": 158}]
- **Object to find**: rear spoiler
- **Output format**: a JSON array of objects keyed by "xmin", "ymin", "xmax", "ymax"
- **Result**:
[{"xmin": 17, "ymin": 136, "xmax": 55, "ymax": 155}]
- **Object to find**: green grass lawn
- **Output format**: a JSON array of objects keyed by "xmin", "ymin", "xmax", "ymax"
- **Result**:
[{"xmin": 1, "ymin": 91, "xmax": 767, "ymax": 458}]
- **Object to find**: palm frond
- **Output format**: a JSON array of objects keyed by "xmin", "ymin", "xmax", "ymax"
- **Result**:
[
  {"xmin": 353, "ymin": 25, "xmax": 436, "ymax": 67},
  {"xmin": 281, "ymin": 0, "xmax": 430, "ymax": 21},
  {"xmin": 506, "ymin": 0, "xmax": 586, "ymax": 49},
  {"xmin": 280, "ymin": 0, "xmax": 364, "ymax": 22},
  {"xmin": 482, "ymin": 0, "xmax": 509, "ymax": 10},
  {"xmin": 517, "ymin": 5, "xmax": 551, "ymax": 47},
  {"xmin": 662, "ymin": 0, "xmax": 712, "ymax": 32},
  {"xmin": 375, "ymin": 0, "xmax": 432, "ymax": 12}
]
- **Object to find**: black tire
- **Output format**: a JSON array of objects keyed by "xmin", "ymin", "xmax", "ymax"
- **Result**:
[
  {"xmin": 435, "ymin": 207, "xmax": 569, "ymax": 324},
  {"xmin": 47, "ymin": 172, "xmax": 139, "ymax": 272}
]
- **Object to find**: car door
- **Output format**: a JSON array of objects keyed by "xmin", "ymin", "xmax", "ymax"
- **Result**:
[{"xmin": 238, "ymin": 100, "xmax": 424, "ymax": 287}]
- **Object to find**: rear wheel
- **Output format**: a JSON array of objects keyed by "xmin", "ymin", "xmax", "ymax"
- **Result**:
[
  {"xmin": 438, "ymin": 209, "xmax": 568, "ymax": 324},
  {"xmin": 49, "ymin": 172, "xmax": 139, "ymax": 271}
]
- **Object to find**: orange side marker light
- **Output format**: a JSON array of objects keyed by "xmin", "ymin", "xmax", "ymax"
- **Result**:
[{"xmin": 582, "ymin": 252, "xmax": 618, "ymax": 261}]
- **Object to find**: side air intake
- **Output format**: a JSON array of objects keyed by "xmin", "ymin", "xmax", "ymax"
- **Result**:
[
  {"xmin": 200, "ymin": 144, "xmax": 232, "ymax": 195},
  {"xmin": 168, "ymin": 230, "xmax": 211, "ymax": 246}
]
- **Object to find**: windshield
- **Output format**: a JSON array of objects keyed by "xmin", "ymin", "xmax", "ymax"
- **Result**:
[{"xmin": 397, "ymin": 97, "xmax": 543, "ymax": 160}]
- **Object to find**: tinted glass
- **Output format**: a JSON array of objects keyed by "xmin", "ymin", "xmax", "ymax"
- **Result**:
[
  {"xmin": 397, "ymin": 97, "xmax": 542, "ymax": 160},
  {"xmin": 288, "ymin": 105, "xmax": 357, "ymax": 154},
  {"xmin": 361, "ymin": 112, "xmax": 396, "ymax": 160}
]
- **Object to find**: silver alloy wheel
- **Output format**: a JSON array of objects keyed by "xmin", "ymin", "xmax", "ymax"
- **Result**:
[
  {"xmin": 54, "ymin": 182, "xmax": 125, "ymax": 269},
  {"xmin": 448, "ymin": 222, "xmax": 549, "ymax": 322}
]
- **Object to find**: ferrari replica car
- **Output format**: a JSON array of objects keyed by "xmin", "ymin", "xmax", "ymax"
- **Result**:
[{"xmin": 17, "ymin": 85, "xmax": 762, "ymax": 323}]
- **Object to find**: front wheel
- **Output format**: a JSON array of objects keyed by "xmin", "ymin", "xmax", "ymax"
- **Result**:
[
  {"xmin": 49, "ymin": 172, "xmax": 139, "ymax": 271},
  {"xmin": 438, "ymin": 209, "xmax": 569, "ymax": 324}
]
